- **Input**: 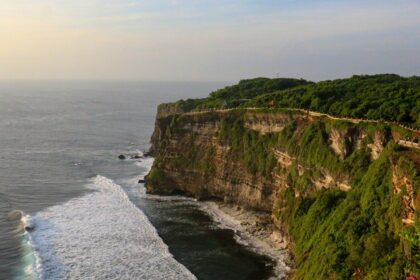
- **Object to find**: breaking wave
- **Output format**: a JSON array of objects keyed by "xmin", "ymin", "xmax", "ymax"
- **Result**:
[{"xmin": 28, "ymin": 174, "xmax": 196, "ymax": 280}]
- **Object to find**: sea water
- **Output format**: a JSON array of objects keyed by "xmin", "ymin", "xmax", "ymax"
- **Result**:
[{"xmin": 0, "ymin": 81, "xmax": 276, "ymax": 280}]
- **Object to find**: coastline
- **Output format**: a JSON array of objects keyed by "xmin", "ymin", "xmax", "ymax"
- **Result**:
[{"xmin": 200, "ymin": 201, "xmax": 292, "ymax": 279}]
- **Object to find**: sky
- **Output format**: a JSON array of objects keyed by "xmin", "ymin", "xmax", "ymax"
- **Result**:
[{"xmin": 1, "ymin": 0, "xmax": 419, "ymax": 81}]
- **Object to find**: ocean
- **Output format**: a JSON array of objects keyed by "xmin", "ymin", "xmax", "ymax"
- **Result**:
[{"xmin": 0, "ymin": 81, "xmax": 276, "ymax": 280}]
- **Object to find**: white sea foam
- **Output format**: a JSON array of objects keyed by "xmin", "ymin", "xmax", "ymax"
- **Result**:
[
  {"xmin": 200, "ymin": 202, "xmax": 290, "ymax": 279},
  {"xmin": 133, "ymin": 157, "xmax": 288, "ymax": 278},
  {"xmin": 134, "ymin": 157, "xmax": 154, "ymax": 170},
  {"xmin": 29, "ymin": 174, "xmax": 196, "ymax": 280},
  {"xmin": 22, "ymin": 220, "xmax": 42, "ymax": 280},
  {"xmin": 129, "ymin": 158, "xmax": 196, "ymax": 204},
  {"xmin": 11, "ymin": 212, "xmax": 41, "ymax": 280}
]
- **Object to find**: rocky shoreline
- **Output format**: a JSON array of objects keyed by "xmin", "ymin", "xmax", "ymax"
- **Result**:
[{"xmin": 200, "ymin": 201, "xmax": 292, "ymax": 279}]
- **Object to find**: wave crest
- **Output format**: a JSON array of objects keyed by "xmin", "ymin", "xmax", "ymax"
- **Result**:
[{"xmin": 28, "ymin": 175, "xmax": 196, "ymax": 280}]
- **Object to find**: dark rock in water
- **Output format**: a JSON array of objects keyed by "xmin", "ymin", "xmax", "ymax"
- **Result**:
[
  {"xmin": 143, "ymin": 151, "xmax": 151, "ymax": 157},
  {"xmin": 130, "ymin": 155, "xmax": 142, "ymax": 159},
  {"xmin": 118, "ymin": 154, "xmax": 126, "ymax": 160},
  {"xmin": 25, "ymin": 225, "xmax": 35, "ymax": 232},
  {"xmin": 138, "ymin": 179, "xmax": 146, "ymax": 184}
]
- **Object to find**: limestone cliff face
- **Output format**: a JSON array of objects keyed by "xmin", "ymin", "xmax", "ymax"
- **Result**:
[
  {"xmin": 148, "ymin": 110, "xmax": 279, "ymax": 211},
  {"xmin": 367, "ymin": 131, "xmax": 389, "ymax": 160},
  {"xmin": 146, "ymin": 105, "xmax": 420, "ymax": 279},
  {"xmin": 244, "ymin": 111, "xmax": 299, "ymax": 135},
  {"xmin": 147, "ymin": 107, "xmax": 392, "ymax": 212},
  {"xmin": 392, "ymin": 159, "xmax": 419, "ymax": 225}
]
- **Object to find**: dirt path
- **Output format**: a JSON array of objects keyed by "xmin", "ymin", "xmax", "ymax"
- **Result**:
[
  {"xmin": 185, "ymin": 107, "xmax": 419, "ymax": 133},
  {"xmin": 183, "ymin": 107, "xmax": 420, "ymax": 148}
]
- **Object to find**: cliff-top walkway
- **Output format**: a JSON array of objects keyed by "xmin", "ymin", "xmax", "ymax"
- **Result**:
[{"xmin": 183, "ymin": 107, "xmax": 420, "ymax": 149}]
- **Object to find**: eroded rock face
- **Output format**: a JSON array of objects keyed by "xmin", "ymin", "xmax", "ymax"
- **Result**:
[
  {"xmin": 149, "ymin": 135, "xmax": 277, "ymax": 211},
  {"xmin": 244, "ymin": 112, "xmax": 296, "ymax": 134},
  {"xmin": 273, "ymin": 150, "xmax": 295, "ymax": 168},
  {"xmin": 328, "ymin": 128, "xmax": 361, "ymax": 160},
  {"xmin": 392, "ymin": 164, "xmax": 416, "ymax": 225},
  {"xmin": 148, "ymin": 109, "xmax": 413, "ymax": 218},
  {"xmin": 329, "ymin": 129, "xmax": 347, "ymax": 159},
  {"xmin": 147, "ymin": 106, "xmax": 419, "ymax": 279},
  {"xmin": 312, "ymin": 172, "xmax": 351, "ymax": 192},
  {"xmin": 368, "ymin": 132, "xmax": 388, "ymax": 160},
  {"xmin": 148, "ymin": 110, "xmax": 358, "ymax": 212}
]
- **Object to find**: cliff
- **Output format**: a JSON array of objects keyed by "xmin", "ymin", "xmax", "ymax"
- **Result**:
[{"xmin": 146, "ymin": 76, "xmax": 419, "ymax": 279}]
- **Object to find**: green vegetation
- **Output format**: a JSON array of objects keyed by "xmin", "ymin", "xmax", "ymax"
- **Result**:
[
  {"xmin": 146, "ymin": 168, "xmax": 167, "ymax": 186},
  {"xmin": 151, "ymin": 74, "xmax": 420, "ymax": 278},
  {"xmin": 248, "ymin": 74, "xmax": 420, "ymax": 126},
  {"xmin": 207, "ymin": 77, "xmax": 312, "ymax": 108},
  {"xmin": 277, "ymin": 120, "xmax": 373, "ymax": 183},
  {"xmin": 277, "ymin": 144, "xmax": 420, "ymax": 279},
  {"xmin": 168, "ymin": 143, "xmax": 216, "ymax": 173},
  {"xmin": 160, "ymin": 111, "xmax": 418, "ymax": 278},
  {"xmin": 222, "ymin": 112, "xmax": 418, "ymax": 278},
  {"xmin": 163, "ymin": 74, "xmax": 420, "ymax": 127},
  {"xmin": 216, "ymin": 113, "xmax": 375, "ymax": 183},
  {"xmin": 160, "ymin": 77, "xmax": 311, "ymax": 111},
  {"xmin": 218, "ymin": 112, "xmax": 278, "ymax": 177}
]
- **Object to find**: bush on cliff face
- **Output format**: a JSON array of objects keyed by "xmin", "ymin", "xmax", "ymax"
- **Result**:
[
  {"xmin": 276, "ymin": 120, "xmax": 374, "ymax": 183},
  {"xmin": 147, "ymin": 168, "xmax": 167, "ymax": 186},
  {"xmin": 219, "ymin": 113, "xmax": 278, "ymax": 177},
  {"xmin": 276, "ymin": 144, "xmax": 419, "ymax": 279}
]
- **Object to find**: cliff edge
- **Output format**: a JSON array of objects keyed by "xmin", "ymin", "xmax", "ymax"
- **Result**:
[{"xmin": 146, "ymin": 76, "xmax": 420, "ymax": 279}]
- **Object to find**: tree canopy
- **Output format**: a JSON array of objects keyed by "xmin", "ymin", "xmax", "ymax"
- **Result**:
[{"xmin": 178, "ymin": 74, "xmax": 420, "ymax": 127}]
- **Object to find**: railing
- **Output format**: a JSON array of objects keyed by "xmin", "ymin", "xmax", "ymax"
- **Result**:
[{"xmin": 398, "ymin": 140, "xmax": 420, "ymax": 149}]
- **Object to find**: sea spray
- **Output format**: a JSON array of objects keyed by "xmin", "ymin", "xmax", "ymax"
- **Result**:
[
  {"xmin": 131, "ymin": 157, "xmax": 288, "ymax": 279},
  {"xmin": 27, "ymin": 175, "xmax": 196, "ymax": 280},
  {"xmin": 5, "ymin": 210, "xmax": 40, "ymax": 280}
]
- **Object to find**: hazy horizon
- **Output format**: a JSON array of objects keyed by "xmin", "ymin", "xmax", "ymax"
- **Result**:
[
  {"xmin": 0, "ymin": 72, "xmax": 419, "ymax": 84},
  {"xmin": 1, "ymin": 0, "xmax": 420, "ymax": 81}
]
